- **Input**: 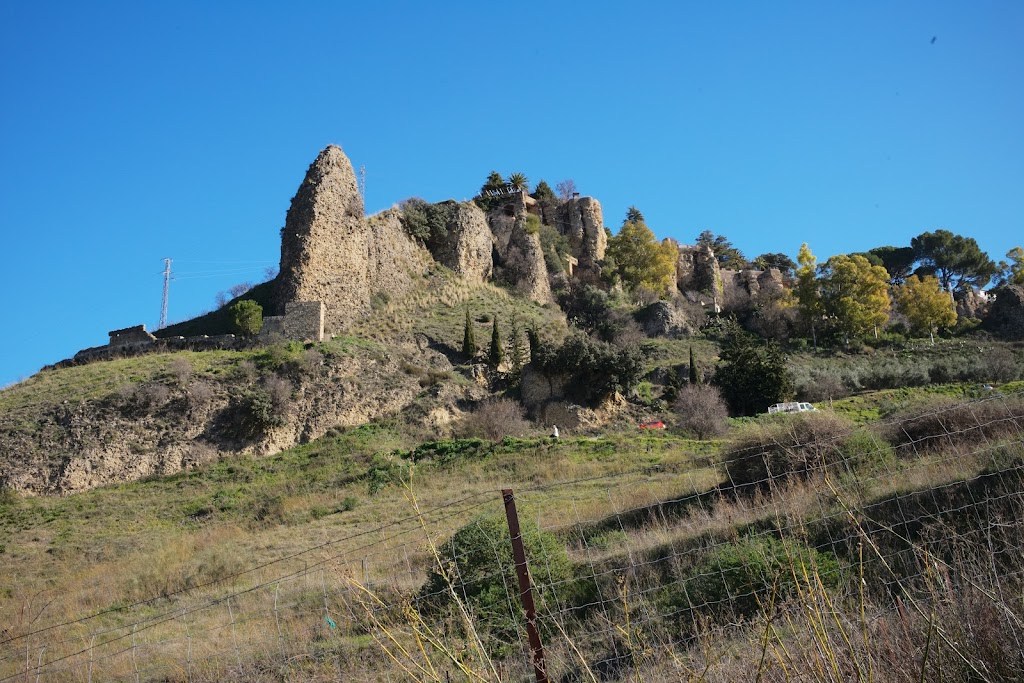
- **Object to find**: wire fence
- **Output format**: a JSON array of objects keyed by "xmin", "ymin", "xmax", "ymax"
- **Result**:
[{"xmin": 2, "ymin": 389, "xmax": 1023, "ymax": 682}]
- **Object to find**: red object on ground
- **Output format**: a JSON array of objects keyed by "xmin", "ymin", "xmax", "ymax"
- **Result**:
[{"xmin": 639, "ymin": 420, "xmax": 666, "ymax": 429}]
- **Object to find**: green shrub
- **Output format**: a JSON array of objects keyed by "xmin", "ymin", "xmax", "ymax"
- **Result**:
[
  {"xmin": 793, "ymin": 368, "xmax": 850, "ymax": 402},
  {"xmin": 524, "ymin": 213, "xmax": 542, "ymax": 236},
  {"xmin": 538, "ymin": 223, "xmax": 571, "ymax": 274},
  {"xmin": 713, "ymin": 320, "xmax": 794, "ymax": 416},
  {"xmin": 228, "ymin": 375, "xmax": 292, "ymax": 438},
  {"xmin": 419, "ymin": 514, "xmax": 571, "ymax": 657},
  {"xmin": 980, "ymin": 347, "xmax": 1022, "ymax": 383},
  {"xmin": 837, "ymin": 429, "xmax": 894, "ymax": 472},
  {"xmin": 665, "ymin": 536, "xmax": 841, "ymax": 622},
  {"xmin": 229, "ymin": 299, "xmax": 263, "ymax": 336},
  {"xmin": 366, "ymin": 453, "xmax": 410, "ymax": 495},
  {"xmin": 398, "ymin": 198, "xmax": 459, "ymax": 245},
  {"xmin": 953, "ymin": 316, "xmax": 982, "ymax": 335},
  {"xmin": 533, "ymin": 332, "xmax": 646, "ymax": 404},
  {"xmin": 253, "ymin": 342, "xmax": 305, "ymax": 375}
]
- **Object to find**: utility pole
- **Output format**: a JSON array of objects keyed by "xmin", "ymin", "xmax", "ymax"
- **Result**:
[{"xmin": 159, "ymin": 258, "xmax": 172, "ymax": 330}]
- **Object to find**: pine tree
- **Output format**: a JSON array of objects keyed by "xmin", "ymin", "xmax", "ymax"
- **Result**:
[
  {"xmin": 489, "ymin": 315, "xmax": 503, "ymax": 369},
  {"xmin": 462, "ymin": 308, "xmax": 476, "ymax": 359},
  {"xmin": 689, "ymin": 346, "xmax": 699, "ymax": 384}
]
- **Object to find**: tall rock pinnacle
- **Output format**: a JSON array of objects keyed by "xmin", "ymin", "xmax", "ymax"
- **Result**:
[{"xmin": 274, "ymin": 145, "xmax": 421, "ymax": 333}]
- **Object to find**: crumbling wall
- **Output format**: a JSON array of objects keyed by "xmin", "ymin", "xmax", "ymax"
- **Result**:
[
  {"xmin": 282, "ymin": 301, "xmax": 324, "ymax": 342},
  {"xmin": 109, "ymin": 325, "xmax": 156, "ymax": 347},
  {"xmin": 273, "ymin": 146, "xmax": 426, "ymax": 334},
  {"xmin": 675, "ymin": 243, "xmax": 723, "ymax": 305}
]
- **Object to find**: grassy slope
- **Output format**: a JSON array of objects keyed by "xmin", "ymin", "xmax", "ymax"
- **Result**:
[
  {"xmin": 2, "ymin": 384, "xmax": 1021, "ymax": 681},
  {"xmin": 3, "ymin": 271, "xmax": 1024, "ymax": 680}
]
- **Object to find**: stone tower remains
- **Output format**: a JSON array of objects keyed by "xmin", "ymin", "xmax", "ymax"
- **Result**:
[{"xmin": 273, "ymin": 145, "xmax": 424, "ymax": 334}]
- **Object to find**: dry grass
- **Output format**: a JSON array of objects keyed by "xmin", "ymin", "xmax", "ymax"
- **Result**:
[{"xmin": 3, "ymin": 393, "xmax": 1024, "ymax": 681}]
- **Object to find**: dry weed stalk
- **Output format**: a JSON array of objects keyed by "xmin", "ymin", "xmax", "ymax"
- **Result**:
[{"xmin": 343, "ymin": 473, "xmax": 503, "ymax": 683}]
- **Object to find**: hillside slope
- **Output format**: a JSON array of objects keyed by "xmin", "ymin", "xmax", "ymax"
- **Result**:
[{"xmin": 0, "ymin": 278, "xmax": 564, "ymax": 495}]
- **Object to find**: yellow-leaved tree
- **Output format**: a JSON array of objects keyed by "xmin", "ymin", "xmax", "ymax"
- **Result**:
[
  {"xmin": 820, "ymin": 254, "xmax": 891, "ymax": 345},
  {"xmin": 793, "ymin": 243, "xmax": 822, "ymax": 349},
  {"xmin": 606, "ymin": 215, "xmax": 677, "ymax": 296},
  {"xmin": 894, "ymin": 274, "xmax": 957, "ymax": 344}
]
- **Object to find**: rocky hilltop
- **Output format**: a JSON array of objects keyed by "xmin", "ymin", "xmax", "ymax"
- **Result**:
[
  {"xmin": 269, "ymin": 146, "xmax": 584, "ymax": 333},
  {"xmin": 15, "ymin": 143, "xmax": 1021, "ymax": 497}
]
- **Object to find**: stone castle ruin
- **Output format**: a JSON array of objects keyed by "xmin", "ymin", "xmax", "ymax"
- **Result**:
[
  {"xmin": 75, "ymin": 144, "xmax": 793, "ymax": 362},
  {"xmin": 269, "ymin": 145, "xmax": 611, "ymax": 333},
  {"xmin": 266, "ymin": 145, "xmax": 783, "ymax": 336}
]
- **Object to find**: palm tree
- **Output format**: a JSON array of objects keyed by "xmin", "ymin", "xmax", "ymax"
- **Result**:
[{"xmin": 507, "ymin": 172, "xmax": 529, "ymax": 193}]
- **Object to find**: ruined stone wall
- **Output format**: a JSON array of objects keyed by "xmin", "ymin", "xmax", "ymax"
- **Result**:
[
  {"xmin": 273, "ymin": 146, "xmax": 426, "ymax": 334},
  {"xmin": 260, "ymin": 316, "xmax": 286, "ymax": 338},
  {"xmin": 675, "ymin": 243, "xmax": 722, "ymax": 304},
  {"xmin": 282, "ymin": 301, "xmax": 324, "ymax": 342},
  {"xmin": 109, "ymin": 325, "xmax": 156, "ymax": 346},
  {"xmin": 67, "ymin": 334, "xmax": 244, "ymax": 367},
  {"xmin": 720, "ymin": 268, "xmax": 787, "ymax": 311}
]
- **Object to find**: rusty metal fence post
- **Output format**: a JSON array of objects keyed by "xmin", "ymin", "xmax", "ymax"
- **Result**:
[{"xmin": 502, "ymin": 488, "xmax": 549, "ymax": 683}]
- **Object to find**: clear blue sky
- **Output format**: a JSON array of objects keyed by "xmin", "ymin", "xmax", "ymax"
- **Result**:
[{"xmin": 1, "ymin": 1, "xmax": 1021, "ymax": 387}]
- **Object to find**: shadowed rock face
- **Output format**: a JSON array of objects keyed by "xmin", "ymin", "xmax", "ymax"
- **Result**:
[
  {"xmin": 486, "ymin": 193, "xmax": 553, "ymax": 304},
  {"xmin": 676, "ymin": 243, "xmax": 722, "ymax": 302},
  {"xmin": 636, "ymin": 300, "xmax": 696, "ymax": 338},
  {"xmin": 558, "ymin": 197, "xmax": 606, "ymax": 274},
  {"xmin": 986, "ymin": 285, "xmax": 1024, "ymax": 340},
  {"xmin": 274, "ymin": 146, "xmax": 423, "ymax": 333}
]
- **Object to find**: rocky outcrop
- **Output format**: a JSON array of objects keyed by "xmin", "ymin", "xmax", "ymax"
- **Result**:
[
  {"xmin": 721, "ymin": 268, "xmax": 786, "ymax": 310},
  {"xmin": 558, "ymin": 197, "xmax": 606, "ymax": 275},
  {"xmin": 0, "ymin": 341, "xmax": 457, "ymax": 495},
  {"xmin": 635, "ymin": 300, "xmax": 695, "ymax": 338},
  {"xmin": 985, "ymin": 285, "xmax": 1024, "ymax": 340},
  {"xmin": 955, "ymin": 288, "xmax": 989, "ymax": 320},
  {"xmin": 486, "ymin": 194, "xmax": 553, "ymax": 304},
  {"xmin": 274, "ymin": 146, "xmax": 426, "ymax": 334},
  {"xmin": 675, "ymin": 243, "xmax": 722, "ymax": 304},
  {"xmin": 424, "ymin": 201, "xmax": 492, "ymax": 283}
]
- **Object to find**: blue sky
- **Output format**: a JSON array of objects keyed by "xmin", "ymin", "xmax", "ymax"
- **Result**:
[{"xmin": 1, "ymin": 1, "xmax": 1021, "ymax": 387}]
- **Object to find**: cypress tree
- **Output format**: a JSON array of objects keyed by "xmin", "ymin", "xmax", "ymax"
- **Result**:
[
  {"xmin": 689, "ymin": 346, "xmax": 699, "ymax": 384},
  {"xmin": 489, "ymin": 315, "xmax": 503, "ymax": 368},
  {"xmin": 509, "ymin": 314, "xmax": 528, "ymax": 379},
  {"xmin": 526, "ymin": 325, "xmax": 540, "ymax": 358},
  {"xmin": 462, "ymin": 308, "xmax": 476, "ymax": 359}
]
